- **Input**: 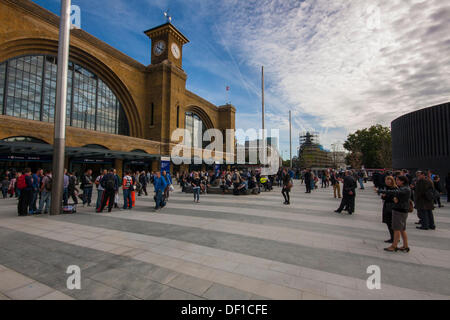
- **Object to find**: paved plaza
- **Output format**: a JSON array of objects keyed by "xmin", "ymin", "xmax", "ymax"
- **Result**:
[{"xmin": 0, "ymin": 184, "xmax": 449, "ymax": 300}]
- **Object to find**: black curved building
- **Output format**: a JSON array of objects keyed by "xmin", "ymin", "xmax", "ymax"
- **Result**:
[{"xmin": 391, "ymin": 102, "xmax": 450, "ymax": 181}]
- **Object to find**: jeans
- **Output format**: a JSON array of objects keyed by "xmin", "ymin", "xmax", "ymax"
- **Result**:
[
  {"xmin": 63, "ymin": 187, "xmax": 69, "ymax": 206},
  {"xmin": 155, "ymin": 190, "xmax": 163, "ymax": 209},
  {"xmin": 30, "ymin": 189, "xmax": 39, "ymax": 213},
  {"xmin": 39, "ymin": 191, "xmax": 51, "ymax": 213},
  {"xmin": 123, "ymin": 189, "xmax": 132, "ymax": 209},
  {"xmin": 193, "ymin": 187, "xmax": 200, "ymax": 202},
  {"xmin": 83, "ymin": 187, "xmax": 93, "ymax": 205},
  {"xmin": 418, "ymin": 209, "xmax": 435, "ymax": 229},
  {"xmin": 96, "ymin": 189, "xmax": 104, "ymax": 210},
  {"xmin": 2, "ymin": 187, "xmax": 8, "ymax": 199},
  {"xmin": 358, "ymin": 178, "xmax": 365, "ymax": 189}
]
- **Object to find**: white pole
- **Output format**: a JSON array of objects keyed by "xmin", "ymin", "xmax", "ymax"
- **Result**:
[
  {"xmin": 51, "ymin": 0, "xmax": 71, "ymax": 215},
  {"xmin": 289, "ymin": 110, "xmax": 292, "ymax": 168}
]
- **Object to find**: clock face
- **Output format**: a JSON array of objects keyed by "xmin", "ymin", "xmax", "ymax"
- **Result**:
[
  {"xmin": 153, "ymin": 40, "xmax": 166, "ymax": 56},
  {"xmin": 171, "ymin": 43, "xmax": 181, "ymax": 60}
]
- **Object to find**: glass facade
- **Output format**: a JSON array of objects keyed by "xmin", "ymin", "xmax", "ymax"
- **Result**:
[
  {"xmin": 185, "ymin": 112, "xmax": 206, "ymax": 148},
  {"xmin": 0, "ymin": 55, "xmax": 129, "ymax": 136}
]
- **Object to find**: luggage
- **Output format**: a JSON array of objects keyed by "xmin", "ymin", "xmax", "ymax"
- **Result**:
[{"xmin": 62, "ymin": 205, "xmax": 76, "ymax": 214}]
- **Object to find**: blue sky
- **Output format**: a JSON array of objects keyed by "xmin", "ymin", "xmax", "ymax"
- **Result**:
[{"xmin": 32, "ymin": 0, "xmax": 450, "ymax": 158}]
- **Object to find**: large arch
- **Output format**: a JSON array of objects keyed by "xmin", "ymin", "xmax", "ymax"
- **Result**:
[
  {"xmin": 183, "ymin": 105, "xmax": 214, "ymax": 129},
  {"xmin": 0, "ymin": 38, "xmax": 143, "ymax": 138}
]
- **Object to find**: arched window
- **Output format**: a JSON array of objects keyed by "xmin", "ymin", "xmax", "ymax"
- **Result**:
[
  {"xmin": 185, "ymin": 112, "xmax": 207, "ymax": 148},
  {"xmin": 2, "ymin": 136, "xmax": 48, "ymax": 144},
  {"xmin": 82, "ymin": 144, "xmax": 109, "ymax": 150},
  {"xmin": 0, "ymin": 55, "xmax": 130, "ymax": 136}
]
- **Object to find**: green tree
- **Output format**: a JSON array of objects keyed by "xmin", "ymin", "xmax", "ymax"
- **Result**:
[{"xmin": 344, "ymin": 125, "xmax": 392, "ymax": 169}]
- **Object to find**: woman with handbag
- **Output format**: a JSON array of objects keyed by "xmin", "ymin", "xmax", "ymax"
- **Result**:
[
  {"xmin": 379, "ymin": 175, "xmax": 412, "ymax": 253},
  {"xmin": 282, "ymin": 168, "xmax": 293, "ymax": 205}
]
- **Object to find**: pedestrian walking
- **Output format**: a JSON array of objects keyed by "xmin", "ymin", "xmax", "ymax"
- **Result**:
[
  {"xmin": 154, "ymin": 171, "xmax": 167, "ymax": 210},
  {"xmin": 335, "ymin": 171, "xmax": 357, "ymax": 215},
  {"xmin": 192, "ymin": 172, "xmax": 201, "ymax": 203},
  {"xmin": 281, "ymin": 168, "xmax": 292, "ymax": 205}
]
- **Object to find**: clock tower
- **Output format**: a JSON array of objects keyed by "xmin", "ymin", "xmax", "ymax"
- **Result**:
[{"xmin": 144, "ymin": 23, "xmax": 189, "ymax": 69}]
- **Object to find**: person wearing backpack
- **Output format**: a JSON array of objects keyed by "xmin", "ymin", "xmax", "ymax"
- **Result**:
[
  {"xmin": 122, "ymin": 171, "xmax": 133, "ymax": 210},
  {"xmin": 98, "ymin": 169, "xmax": 118, "ymax": 213},
  {"xmin": 95, "ymin": 169, "xmax": 107, "ymax": 211},
  {"xmin": 81, "ymin": 169, "xmax": 94, "ymax": 207},
  {"xmin": 68, "ymin": 172, "xmax": 79, "ymax": 206},
  {"xmin": 17, "ymin": 168, "xmax": 33, "ymax": 216},
  {"xmin": 37, "ymin": 170, "xmax": 52, "ymax": 215}
]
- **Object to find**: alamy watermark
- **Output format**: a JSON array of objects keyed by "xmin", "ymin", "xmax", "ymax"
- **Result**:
[
  {"xmin": 366, "ymin": 265, "xmax": 381, "ymax": 290},
  {"xmin": 66, "ymin": 265, "xmax": 81, "ymax": 290},
  {"xmin": 70, "ymin": 5, "xmax": 81, "ymax": 29},
  {"xmin": 171, "ymin": 128, "xmax": 281, "ymax": 174}
]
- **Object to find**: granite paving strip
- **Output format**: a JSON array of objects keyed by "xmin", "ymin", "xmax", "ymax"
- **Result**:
[
  {"xmin": 154, "ymin": 205, "xmax": 450, "ymax": 251},
  {"xmin": 0, "ymin": 227, "xmax": 269, "ymax": 300},
  {"xmin": 40, "ymin": 212, "xmax": 450, "ymax": 297},
  {"xmin": 0, "ymin": 264, "xmax": 73, "ymax": 300},
  {"xmin": 81, "ymin": 211, "xmax": 450, "ymax": 269},
  {"xmin": 3, "ymin": 220, "xmax": 446, "ymax": 300}
]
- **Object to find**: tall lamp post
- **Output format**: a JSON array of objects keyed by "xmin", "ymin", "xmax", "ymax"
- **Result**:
[
  {"xmin": 50, "ymin": 0, "xmax": 72, "ymax": 215},
  {"xmin": 289, "ymin": 110, "xmax": 292, "ymax": 168}
]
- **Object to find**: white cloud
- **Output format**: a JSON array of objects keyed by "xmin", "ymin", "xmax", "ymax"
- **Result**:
[{"xmin": 211, "ymin": 0, "xmax": 450, "ymax": 144}]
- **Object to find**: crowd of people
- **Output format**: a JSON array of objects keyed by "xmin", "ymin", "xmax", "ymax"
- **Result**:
[
  {"xmin": 0, "ymin": 168, "xmax": 175, "ymax": 215},
  {"xmin": 2, "ymin": 166, "xmax": 449, "ymax": 256}
]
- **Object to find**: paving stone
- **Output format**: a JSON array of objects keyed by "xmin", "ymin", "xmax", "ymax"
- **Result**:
[
  {"xmin": 37, "ymin": 290, "xmax": 75, "ymax": 300},
  {"xmin": 167, "ymin": 274, "xmax": 214, "ymax": 296},
  {"xmin": 155, "ymin": 288, "xmax": 205, "ymax": 300},
  {"xmin": 0, "ymin": 270, "xmax": 34, "ymax": 292},
  {"xmin": 5, "ymin": 282, "xmax": 54, "ymax": 300},
  {"xmin": 202, "ymin": 283, "xmax": 253, "ymax": 300}
]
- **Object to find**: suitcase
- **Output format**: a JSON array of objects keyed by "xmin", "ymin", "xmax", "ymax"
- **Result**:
[{"xmin": 62, "ymin": 205, "xmax": 76, "ymax": 214}]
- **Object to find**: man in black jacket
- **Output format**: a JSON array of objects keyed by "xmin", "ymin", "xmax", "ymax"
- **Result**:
[
  {"xmin": 98, "ymin": 169, "xmax": 118, "ymax": 213},
  {"xmin": 415, "ymin": 171, "xmax": 436, "ymax": 230},
  {"xmin": 304, "ymin": 169, "xmax": 312, "ymax": 193},
  {"xmin": 335, "ymin": 171, "xmax": 357, "ymax": 215},
  {"xmin": 81, "ymin": 169, "xmax": 93, "ymax": 207}
]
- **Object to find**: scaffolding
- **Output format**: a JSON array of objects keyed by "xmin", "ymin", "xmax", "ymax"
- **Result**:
[{"xmin": 298, "ymin": 132, "xmax": 333, "ymax": 169}]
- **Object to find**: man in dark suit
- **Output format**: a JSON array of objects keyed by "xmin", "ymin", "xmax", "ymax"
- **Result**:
[
  {"xmin": 304, "ymin": 169, "xmax": 312, "ymax": 193},
  {"xmin": 335, "ymin": 171, "xmax": 357, "ymax": 215},
  {"xmin": 415, "ymin": 171, "xmax": 436, "ymax": 230}
]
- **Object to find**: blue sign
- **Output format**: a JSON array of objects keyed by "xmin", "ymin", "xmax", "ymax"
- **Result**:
[{"xmin": 161, "ymin": 157, "xmax": 171, "ymax": 173}]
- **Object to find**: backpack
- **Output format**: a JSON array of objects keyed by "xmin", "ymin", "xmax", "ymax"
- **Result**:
[
  {"xmin": 123, "ymin": 176, "xmax": 132, "ymax": 189},
  {"xmin": 106, "ymin": 176, "xmax": 115, "ymax": 191},
  {"xmin": 17, "ymin": 175, "xmax": 27, "ymax": 190},
  {"xmin": 44, "ymin": 177, "xmax": 52, "ymax": 191}
]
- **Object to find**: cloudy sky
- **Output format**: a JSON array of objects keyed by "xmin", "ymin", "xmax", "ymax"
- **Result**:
[{"xmin": 33, "ymin": 0, "xmax": 450, "ymax": 158}]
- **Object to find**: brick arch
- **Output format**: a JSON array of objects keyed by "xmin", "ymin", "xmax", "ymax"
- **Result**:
[
  {"xmin": 184, "ymin": 105, "xmax": 214, "ymax": 129},
  {"xmin": 0, "ymin": 38, "xmax": 143, "ymax": 138},
  {"xmin": 0, "ymin": 130, "xmax": 52, "ymax": 145}
]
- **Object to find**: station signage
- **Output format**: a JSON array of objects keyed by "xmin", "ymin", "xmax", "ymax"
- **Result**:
[{"xmin": 0, "ymin": 154, "xmax": 52, "ymax": 162}]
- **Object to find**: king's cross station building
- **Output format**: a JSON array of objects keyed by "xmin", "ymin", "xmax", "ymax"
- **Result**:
[{"xmin": 0, "ymin": 0, "xmax": 236, "ymax": 176}]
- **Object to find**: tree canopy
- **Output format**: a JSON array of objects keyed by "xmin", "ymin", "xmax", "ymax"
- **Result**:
[{"xmin": 344, "ymin": 125, "xmax": 392, "ymax": 169}]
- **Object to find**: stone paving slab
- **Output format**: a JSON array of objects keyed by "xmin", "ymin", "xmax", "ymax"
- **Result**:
[{"xmin": 0, "ymin": 184, "xmax": 449, "ymax": 300}]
